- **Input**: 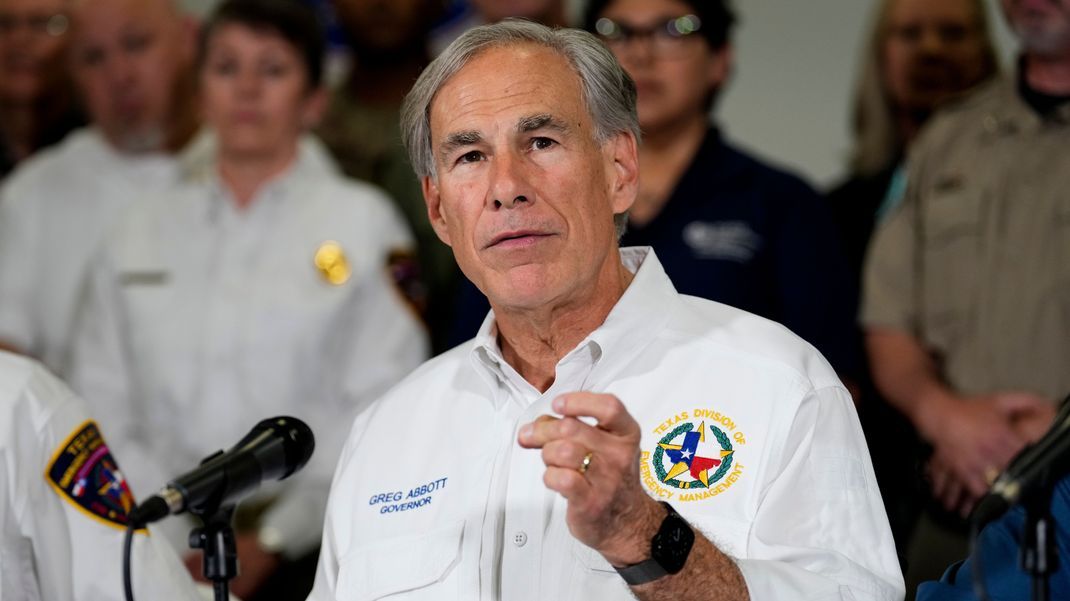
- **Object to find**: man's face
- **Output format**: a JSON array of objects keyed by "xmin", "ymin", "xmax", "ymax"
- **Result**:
[
  {"xmin": 882, "ymin": 0, "xmax": 991, "ymax": 113},
  {"xmin": 0, "ymin": 0, "xmax": 68, "ymax": 104},
  {"xmin": 597, "ymin": 0, "xmax": 729, "ymax": 134},
  {"xmin": 68, "ymin": 0, "xmax": 192, "ymax": 152},
  {"xmin": 422, "ymin": 44, "xmax": 638, "ymax": 311},
  {"xmin": 1002, "ymin": 0, "xmax": 1070, "ymax": 56}
]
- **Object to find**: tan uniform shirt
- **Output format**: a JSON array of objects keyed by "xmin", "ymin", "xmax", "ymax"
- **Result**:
[{"xmin": 863, "ymin": 76, "xmax": 1070, "ymax": 400}]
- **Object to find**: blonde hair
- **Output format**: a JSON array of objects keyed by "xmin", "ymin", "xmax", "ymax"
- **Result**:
[{"xmin": 847, "ymin": 0, "xmax": 998, "ymax": 176}]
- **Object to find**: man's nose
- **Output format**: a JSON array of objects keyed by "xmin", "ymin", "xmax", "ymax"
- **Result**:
[
  {"xmin": 488, "ymin": 152, "xmax": 533, "ymax": 210},
  {"xmin": 105, "ymin": 51, "xmax": 137, "ymax": 88}
]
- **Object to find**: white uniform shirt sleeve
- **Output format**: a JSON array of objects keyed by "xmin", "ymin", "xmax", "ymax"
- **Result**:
[
  {"xmin": 1, "ymin": 355, "xmax": 202, "ymax": 601},
  {"xmin": 736, "ymin": 385, "xmax": 904, "ymax": 600}
]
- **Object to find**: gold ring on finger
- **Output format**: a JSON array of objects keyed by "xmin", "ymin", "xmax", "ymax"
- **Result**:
[{"xmin": 579, "ymin": 451, "xmax": 593, "ymax": 475}]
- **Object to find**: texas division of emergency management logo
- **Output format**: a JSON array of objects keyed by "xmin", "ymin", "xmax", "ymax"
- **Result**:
[
  {"xmin": 641, "ymin": 409, "xmax": 746, "ymax": 503},
  {"xmin": 46, "ymin": 420, "xmax": 139, "ymax": 529}
]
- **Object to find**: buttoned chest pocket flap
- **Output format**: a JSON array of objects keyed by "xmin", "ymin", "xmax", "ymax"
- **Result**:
[
  {"xmin": 335, "ymin": 520, "xmax": 464, "ymax": 601},
  {"xmin": 919, "ymin": 185, "xmax": 982, "ymax": 346}
]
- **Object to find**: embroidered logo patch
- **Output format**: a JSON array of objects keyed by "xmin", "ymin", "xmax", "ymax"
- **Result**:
[
  {"xmin": 641, "ymin": 409, "xmax": 746, "ymax": 503},
  {"xmin": 45, "ymin": 420, "xmax": 138, "ymax": 529}
]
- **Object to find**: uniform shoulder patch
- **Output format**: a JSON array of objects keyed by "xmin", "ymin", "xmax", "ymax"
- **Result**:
[{"xmin": 45, "ymin": 420, "xmax": 138, "ymax": 530}]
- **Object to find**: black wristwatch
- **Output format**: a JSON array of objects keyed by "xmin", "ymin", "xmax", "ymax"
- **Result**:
[{"xmin": 614, "ymin": 502, "xmax": 695, "ymax": 586}]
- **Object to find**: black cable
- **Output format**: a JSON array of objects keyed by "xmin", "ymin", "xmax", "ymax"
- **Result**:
[
  {"xmin": 970, "ymin": 519, "xmax": 993, "ymax": 601},
  {"xmin": 123, "ymin": 521, "xmax": 137, "ymax": 601}
]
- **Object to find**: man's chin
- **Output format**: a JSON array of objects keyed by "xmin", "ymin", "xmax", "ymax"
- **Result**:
[{"xmin": 107, "ymin": 124, "xmax": 166, "ymax": 154}]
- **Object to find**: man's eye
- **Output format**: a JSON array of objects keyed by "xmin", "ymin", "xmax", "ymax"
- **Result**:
[
  {"xmin": 458, "ymin": 150, "xmax": 483, "ymax": 164},
  {"xmin": 531, "ymin": 137, "xmax": 556, "ymax": 150}
]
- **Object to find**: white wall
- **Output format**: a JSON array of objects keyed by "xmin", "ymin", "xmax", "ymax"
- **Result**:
[{"xmin": 718, "ymin": 0, "xmax": 1019, "ymax": 189}]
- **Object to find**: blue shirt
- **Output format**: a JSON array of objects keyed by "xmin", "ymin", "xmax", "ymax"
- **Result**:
[{"xmin": 916, "ymin": 477, "xmax": 1070, "ymax": 600}]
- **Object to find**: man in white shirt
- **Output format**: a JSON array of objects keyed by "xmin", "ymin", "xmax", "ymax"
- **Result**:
[
  {"xmin": 309, "ymin": 20, "xmax": 905, "ymax": 601},
  {"xmin": 0, "ymin": 0, "xmax": 198, "ymax": 375},
  {"xmin": 0, "ymin": 350, "xmax": 201, "ymax": 601}
]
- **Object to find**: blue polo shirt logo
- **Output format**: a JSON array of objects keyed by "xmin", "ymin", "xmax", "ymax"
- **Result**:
[{"xmin": 682, "ymin": 221, "xmax": 762, "ymax": 262}]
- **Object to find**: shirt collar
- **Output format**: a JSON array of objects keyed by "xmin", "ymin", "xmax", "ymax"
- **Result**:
[
  {"xmin": 189, "ymin": 134, "xmax": 325, "ymax": 221},
  {"xmin": 468, "ymin": 247, "xmax": 678, "ymax": 403},
  {"xmin": 983, "ymin": 73, "xmax": 1070, "ymax": 135}
]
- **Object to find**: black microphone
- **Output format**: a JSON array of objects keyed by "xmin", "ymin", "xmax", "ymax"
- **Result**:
[
  {"xmin": 130, "ymin": 416, "xmax": 315, "ymax": 526},
  {"xmin": 971, "ymin": 395, "xmax": 1070, "ymax": 527}
]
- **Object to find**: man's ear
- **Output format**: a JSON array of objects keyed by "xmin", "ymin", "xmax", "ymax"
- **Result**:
[
  {"xmin": 606, "ymin": 130, "xmax": 639, "ymax": 216},
  {"xmin": 422, "ymin": 176, "xmax": 452, "ymax": 247},
  {"xmin": 708, "ymin": 44, "xmax": 733, "ymax": 92}
]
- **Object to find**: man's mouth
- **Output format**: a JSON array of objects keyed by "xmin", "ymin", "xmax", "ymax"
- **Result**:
[{"xmin": 486, "ymin": 230, "xmax": 554, "ymax": 249}]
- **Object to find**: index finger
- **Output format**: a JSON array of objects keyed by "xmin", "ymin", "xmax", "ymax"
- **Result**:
[{"xmin": 551, "ymin": 392, "xmax": 639, "ymax": 437}]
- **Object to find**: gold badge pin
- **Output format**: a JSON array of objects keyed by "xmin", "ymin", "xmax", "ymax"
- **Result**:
[{"xmin": 314, "ymin": 241, "xmax": 351, "ymax": 286}]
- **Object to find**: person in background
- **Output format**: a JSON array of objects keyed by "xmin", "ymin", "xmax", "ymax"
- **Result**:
[
  {"xmin": 309, "ymin": 19, "xmax": 903, "ymax": 601},
  {"xmin": 0, "ymin": 0, "xmax": 199, "ymax": 376},
  {"xmin": 0, "ymin": 351, "xmax": 202, "ymax": 601},
  {"xmin": 826, "ymin": 0, "xmax": 998, "ymax": 567},
  {"xmin": 0, "ymin": 0, "xmax": 84, "ymax": 178},
  {"xmin": 318, "ymin": 0, "xmax": 460, "ymax": 352},
  {"xmin": 588, "ymin": 0, "xmax": 858, "ymax": 384},
  {"xmin": 69, "ymin": 1, "xmax": 427, "ymax": 599},
  {"xmin": 829, "ymin": 0, "xmax": 997, "ymax": 287},
  {"xmin": 863, "ymin": 0, "xmax": 1070, "ymax": 591}
]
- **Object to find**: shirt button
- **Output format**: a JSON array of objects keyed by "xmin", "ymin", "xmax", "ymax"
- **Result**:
[{"xmin": 513, "ymin": 531, "xmax": 528, "ymax": 547}]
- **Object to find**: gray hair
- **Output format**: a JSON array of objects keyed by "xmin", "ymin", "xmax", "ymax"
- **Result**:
[{"xmin": 400, "ymin": 19, "xmax": 639, "ymax": 237}]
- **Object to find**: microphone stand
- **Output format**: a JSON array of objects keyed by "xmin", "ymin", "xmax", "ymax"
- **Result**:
[
  {"xmin": 1020, "ymin": 477, "xmax": 1058, "ymax": 601},
  {"xmin": 188, "ymin": 504, "xmax": 239, "ymax": 601}
]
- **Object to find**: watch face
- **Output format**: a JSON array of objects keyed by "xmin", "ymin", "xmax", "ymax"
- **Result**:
[{"xmin": 652, "ymin": 514, "xmax": 695, "ymax": 574}]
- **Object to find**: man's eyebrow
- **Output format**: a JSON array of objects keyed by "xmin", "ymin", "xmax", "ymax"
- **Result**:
[
  {"xmin": 439, "ymin": 130, "xmax": 483, "ymax": 159},
  {"xmin": 517, "ymin": 114, "xmax": 570, "ymax": 134}
]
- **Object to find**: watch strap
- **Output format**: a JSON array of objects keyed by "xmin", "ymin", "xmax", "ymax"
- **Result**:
[{"xmin": 613, "ymin": 502, "xmax": 691, "ymax": 586}]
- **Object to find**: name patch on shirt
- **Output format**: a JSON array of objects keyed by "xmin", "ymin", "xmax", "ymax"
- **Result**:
[
  {"xmin": 45, "ymin": 420, "xmax": 139, "ymax": 530},
  {"xmin": 368, "ymin": 477, "xmax": 448, "ymax": 515},
  {"xmin": 641, "ymin": 408, "xmax": 746, "ymax": 503}
]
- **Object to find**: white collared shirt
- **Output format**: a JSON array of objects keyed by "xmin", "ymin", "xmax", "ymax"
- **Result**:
[
  {"xmin": 310, "ymin": 247, "xmax": 904, "ymax": 601},
  {"xmin": 68, "ymin": 141, "xmax": 428, "ymax": 558},
  {"xmin": 0, "ymin": 352, "xmax": 201, "ymax": 601},
  {"xmin": 0, "ymin": 128, "xmax": 181, "ymax": 375}
]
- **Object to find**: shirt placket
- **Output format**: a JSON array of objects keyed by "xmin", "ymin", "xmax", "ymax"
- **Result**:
[
  {"xmin": 197, "ymin": 194, "xmax": 254, "ymax": 443},
  {"xmin": 498, "ymin": 344, "xmax": 598, "ymax": 601}
]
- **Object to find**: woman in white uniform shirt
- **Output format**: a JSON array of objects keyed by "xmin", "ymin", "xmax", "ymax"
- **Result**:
[{"xmin": 69, "ymin": 1, "xmax": 429, "ymax": 598}]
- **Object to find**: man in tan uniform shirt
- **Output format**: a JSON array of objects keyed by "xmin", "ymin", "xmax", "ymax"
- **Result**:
[{"xmin": 863, "ymin": 0, "xmax": 1070, "ymax": 589}]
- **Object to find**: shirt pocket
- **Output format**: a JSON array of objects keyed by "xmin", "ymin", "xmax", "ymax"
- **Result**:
[
  {"xmin": 920, "ymin": 186, "xmax": 982, "ymax": 354},
  {"xmin": 335, "ymin": 520, "xmax": 464, "ymax": 601}
]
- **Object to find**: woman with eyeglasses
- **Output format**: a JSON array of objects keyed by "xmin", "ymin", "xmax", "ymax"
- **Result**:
[{"xmin": 583, "ymin": 0, "xmax": 861, "ymax": 392}]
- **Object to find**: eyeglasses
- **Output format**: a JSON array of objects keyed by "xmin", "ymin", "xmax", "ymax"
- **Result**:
[
  {"xmin": 0, "ymin": 13, "xmax": 69, "ymax": 37},
  {"xmin": 595, "ymin": 14, "xmax": 703, "ymax": 57}
]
